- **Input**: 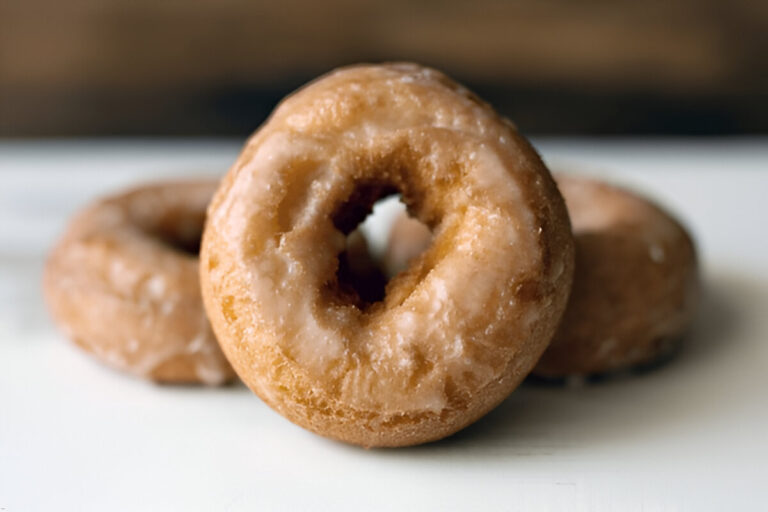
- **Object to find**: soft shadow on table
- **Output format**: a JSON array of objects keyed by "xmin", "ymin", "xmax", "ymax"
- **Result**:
[{"xmin": 367, "ymin": 269, "xmax": 762, "ymax": 460}]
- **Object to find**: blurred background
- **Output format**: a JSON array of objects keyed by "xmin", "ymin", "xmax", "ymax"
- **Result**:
[{"xmin": 2, "ymin": 0, "xmax": 767, "ymax": 138}]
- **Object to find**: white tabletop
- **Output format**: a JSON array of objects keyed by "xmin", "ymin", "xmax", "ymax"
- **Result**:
[{"xmin": 1, "ymin": 138, "xmax": 767, "ymax": 511}]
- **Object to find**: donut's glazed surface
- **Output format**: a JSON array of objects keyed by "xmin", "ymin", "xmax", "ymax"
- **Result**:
[
  {"xmin": 533, "ymin": 175, "xmax": 699, "ymax": 377},
  {"xmin": 44, "ymin": 181, "xmax": 235, "ymax": 385},
  {"xmin": 200, "ymin": 64, "xmax": 574, "ymax": 446}
]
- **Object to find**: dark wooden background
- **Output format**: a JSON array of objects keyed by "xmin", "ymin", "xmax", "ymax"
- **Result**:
[{"xmin": 1, "ymin": 0, "xmax": 766, "ymax": 136}]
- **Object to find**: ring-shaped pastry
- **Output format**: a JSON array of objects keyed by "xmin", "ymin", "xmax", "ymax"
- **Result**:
[
  {"xmin": 44, "ymin": 180, "xmax": 235, "ymax": 385},
  {"xmin": 201, "ymin": 64, "xmax": 574, "ymax": 446}
]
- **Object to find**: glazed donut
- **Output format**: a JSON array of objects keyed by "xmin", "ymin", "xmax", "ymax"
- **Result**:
[
  {"xmin": 200, "ymin": 63, "xmax": 574, "ymax": 447},
  {"xmin": 533, "ymin": 174, "xmax": 699, "ymax": 378},
  {"xmin": 44, "ymin": 180, "xmax": 235, "ymax": 385},
  {"xmin": 387, "ymin": 174, "xmax": 699, "ymax": 378}
]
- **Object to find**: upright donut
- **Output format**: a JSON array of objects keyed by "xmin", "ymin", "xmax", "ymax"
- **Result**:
[
  {"xmin": 44, "ymin": 180, "xmax": 235, "ymax": 385},
  {"xmin": 200, "ymin": 63, "xmax": 574, "ymax": 446},
  {"xmin": 533, "ymin": 175, "xmax": 699, "ymax": 378}
]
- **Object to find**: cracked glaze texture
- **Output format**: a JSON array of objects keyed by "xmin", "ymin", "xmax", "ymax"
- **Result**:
[{"xmin": 200, "ymin": 64, "xmax": 574, "ymax": 446}]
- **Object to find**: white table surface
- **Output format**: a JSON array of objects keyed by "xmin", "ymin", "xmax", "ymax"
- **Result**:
[{"xmin": 1, "ymin": 138, "xmax": 767, "ymax": 511}]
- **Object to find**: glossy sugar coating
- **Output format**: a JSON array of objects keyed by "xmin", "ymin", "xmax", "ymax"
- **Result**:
[
  {"xmin": 44, "ymin": 180, "xmax": 235, "ymax": 385},
  {"xmin": 200, "ymin": 63, "xmax": 574, "ymax": 446}
]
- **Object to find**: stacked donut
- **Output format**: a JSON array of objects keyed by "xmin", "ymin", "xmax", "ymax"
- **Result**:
[{"xmin": 44, "ymin": 64, "xmax": 698, "ymax": 447}]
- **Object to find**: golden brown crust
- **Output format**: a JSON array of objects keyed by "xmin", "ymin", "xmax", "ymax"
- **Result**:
[
  {"xmin": 43, "ymin": 180, "xmax": 236, "ymax": 385},
  {"xmin": 532, "ymin": 174, "xmax": 699, "ymax": 377},
  {"xmin": 200, "ymin": 63, "xmax": 574, "ymax": 446}
]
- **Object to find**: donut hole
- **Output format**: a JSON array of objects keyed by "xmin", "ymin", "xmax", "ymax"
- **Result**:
[
  {"xmin": 335, "ymin": 228, "xmax": 388, "ymax": 307},
  {"xmin": 328, "ymin": 184, "xmax": 433, "ymax": 310},
  {"xmin": 145, "ymin": 216, "xmax": 205, "ymax": 256}
]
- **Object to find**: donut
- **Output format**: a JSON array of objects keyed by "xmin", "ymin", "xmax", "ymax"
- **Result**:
[
  {"xmin": 533, "ymin": 175, "xmax": 699, "ymax": 378},
  {"xmin": 200, "ymin": 63, "xmax": 574, "ymax": 447},
  {"xmin": 387, "ymin": 174, "xmax": 699, "ymax": 378},
  {"xmin": 44, "ymin": 180, "xmax": 236, "ymax": 385}
]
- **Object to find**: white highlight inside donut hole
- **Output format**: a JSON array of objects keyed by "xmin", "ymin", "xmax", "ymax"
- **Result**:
[{"xmin": 329, "ymin": 184, "xmax": 433, "ymax": 310}]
